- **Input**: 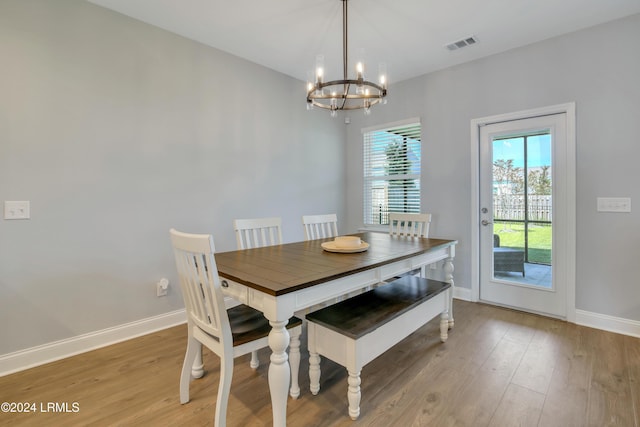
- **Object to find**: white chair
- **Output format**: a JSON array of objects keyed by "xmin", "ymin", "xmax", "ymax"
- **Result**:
[
  {"xmin": 234, "ymin": 217, "xmax": 282, "ymax": 249},
  {"xmin": 170, "ymin": 228, "xmax": 302, "ymax": 426},
  {"xmin": 302, "ymin": 213, "xmax": 338, "ymax": 240},
  {"xmin": 233, "ymin": 216, "xmax": 283, "ymax": 368},
  {"xmin": 388, "ymin": 213, "xmax": 432, "ymax": 279},
  {"xmin": 388, "ymin": 213, "xmax": 431, "ymax": 238}
]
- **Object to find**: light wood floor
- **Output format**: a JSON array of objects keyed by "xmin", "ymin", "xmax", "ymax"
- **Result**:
[{"xmin": 1, "ymin": 300, "xmax": 639, "ymax": 426}]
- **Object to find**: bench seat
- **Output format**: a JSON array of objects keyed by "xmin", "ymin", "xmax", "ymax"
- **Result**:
[{"xmin": 306, "ymin": 275, "xmax": 451, "ymax": 420}]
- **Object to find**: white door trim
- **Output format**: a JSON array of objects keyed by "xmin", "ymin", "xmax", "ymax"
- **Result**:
[{"xmin": 470, "ymin": 103, "xmax": 576, "ymax": 322}]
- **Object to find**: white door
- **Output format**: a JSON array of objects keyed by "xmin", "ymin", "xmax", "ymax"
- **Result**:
[{"xmin": 479, "ymin": 112, "xmax": 571, "ymax": 318}]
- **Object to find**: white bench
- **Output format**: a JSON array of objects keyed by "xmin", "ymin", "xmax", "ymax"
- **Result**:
[{"xmin": 306, "ymin": 275, "xmax": 451, "ymax": 420}]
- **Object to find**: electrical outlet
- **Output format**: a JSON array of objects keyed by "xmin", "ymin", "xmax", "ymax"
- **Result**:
[
  {"xmin": 4, "ymin": 201, "xmax": 30, "ymax": 219},
  {"xmin": 156, "ymin": 278, "xmax": 169, "ymax": 297}
]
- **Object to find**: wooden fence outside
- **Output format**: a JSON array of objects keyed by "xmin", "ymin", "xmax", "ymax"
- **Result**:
[{"xmin": 494, "ymin": 194, "xmax": 551, "ymax": 222}]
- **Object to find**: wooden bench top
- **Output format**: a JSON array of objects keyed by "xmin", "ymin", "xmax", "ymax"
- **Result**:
[{"xmin": 305, "ymin": 276, "xmax": 451, "ymax": 340}]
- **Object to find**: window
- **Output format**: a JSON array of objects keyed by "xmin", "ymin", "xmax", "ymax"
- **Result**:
[{"xmin": 363, "ymin": 119, "xmax": 421, "ymax": 226}]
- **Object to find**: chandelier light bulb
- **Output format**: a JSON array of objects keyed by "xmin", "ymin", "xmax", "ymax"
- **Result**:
[
  {"xmin": 355, "ymin": 61, "xmax": 365, "ymax": 95},
  {"xmin": 315, "ymin": 54, "xmax": 325, "ymax": 86},
  {"xmin": 356, "ymin": 62, "xmax": 364, "ymax": 79},
  {"xmin": 379, "ymin": 63, "xmax": 387, "ymax": 88}
]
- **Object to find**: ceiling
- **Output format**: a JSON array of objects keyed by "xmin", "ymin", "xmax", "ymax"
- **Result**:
[{"xmin": 87, "ymin": 0, "xmax": 640, "ymax": 84}]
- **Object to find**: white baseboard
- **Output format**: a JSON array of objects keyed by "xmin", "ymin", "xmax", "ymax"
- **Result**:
[
  {"xmin": 453, "ymin": 285, "xmax": 472, "ymax": 302},
  {"xmin": 0, "ymin": 309, "xmax": 186, "ymax": 377},
  {"xmin": 453, "ymin": 286, "xmax": 640, "ymax": 338},
  {"xmin": 3, "ymin": 302, "xmax": 638, "ymax": 378},
  {"xmin": 575, "ymin": 309, "xmax": 640, "ymax": 338}
]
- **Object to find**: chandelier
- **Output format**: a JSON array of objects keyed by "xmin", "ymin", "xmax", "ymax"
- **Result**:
[{"xmin": 306, "ymin": 0, "xmax": 387, "ymax": 117}]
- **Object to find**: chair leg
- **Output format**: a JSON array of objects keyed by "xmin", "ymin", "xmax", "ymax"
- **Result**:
[
  {"xmin": 191, "ymin": 344, "xmax": 204, "ymax": 379},
  {"xmin": 180, "ymin": 335, "xmax": 200, "ymax": 404},
  {"xmin": 289, "ymin": 328, "xmax": 301, "ymax": 399},
  {"xmin": 215, "ymin": 353, "xmax": 234, "ymax": 427},
  {"xmin": 347, "ymin": 370, "xmax": 361, "ymax": 420},
  {"xmin": 249, "ymin": 351, "xmax": 259, "ymax": 369}
]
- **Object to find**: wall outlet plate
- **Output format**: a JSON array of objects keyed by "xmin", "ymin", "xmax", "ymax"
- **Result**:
[
  {"xmin": 597, "ymin": 197, "xmax": 631, "ymax": 213},
  {"xmin": 156, "ymin": 278, "xmax": 169, "ymax": 297},
  {"xmin": 4, "ymin": 201, "xmax": 30, "ymax": 219}
]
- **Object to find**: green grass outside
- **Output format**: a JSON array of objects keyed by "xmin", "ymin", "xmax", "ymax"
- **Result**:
[{"xmin": 494, "ymin": 222, "xmax": 552, "ymax": 264}]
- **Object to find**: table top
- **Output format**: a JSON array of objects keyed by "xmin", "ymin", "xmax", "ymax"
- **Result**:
[{"xmin": 215, "ymin": 231, "xmax": 456, "ymax": 297}]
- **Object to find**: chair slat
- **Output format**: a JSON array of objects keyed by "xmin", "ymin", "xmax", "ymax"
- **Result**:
[
  {"xmin": 389, "ymin": 213, "xmax": 431, "ymax": 238},
  {"xmin": 302, "ymin": 214, "xmax": 338, "ymax": 240},
  {"xmin": 234, "ymin": 217, "xmax": 282, "ymax": 249}
]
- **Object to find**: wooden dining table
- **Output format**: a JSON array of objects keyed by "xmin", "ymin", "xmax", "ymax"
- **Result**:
[{"xmin": 212, "ymin": 231, "xmax": 457, "ymax": 426}]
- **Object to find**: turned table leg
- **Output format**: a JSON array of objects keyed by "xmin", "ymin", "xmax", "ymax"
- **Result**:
[
  {"xmin": 268, "ymin": 320, "xmax": 290, "ymax": 427},
  {"xmin": 444, "ymin": 256, "xmax": 455, "ymax": 329}
]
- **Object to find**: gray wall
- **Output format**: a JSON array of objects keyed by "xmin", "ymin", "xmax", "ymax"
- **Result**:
[
  {"xmin": 345, "ymin": 13, "xmax": 640, "ymax": 321},
  {"xmin": 0, "ymin": 0, "xmax": 345, "ymax": 354}
]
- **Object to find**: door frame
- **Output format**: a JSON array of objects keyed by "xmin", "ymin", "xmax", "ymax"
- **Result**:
[{"xmin": 470, "ymin": 103, "xmax": 576, "ymax": 322}]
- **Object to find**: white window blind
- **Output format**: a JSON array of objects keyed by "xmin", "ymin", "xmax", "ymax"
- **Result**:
[{"xmin": 363, "ymin": 121, "xmax": 421, "ymax": 225}]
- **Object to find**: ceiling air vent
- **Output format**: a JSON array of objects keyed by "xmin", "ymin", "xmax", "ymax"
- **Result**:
[{"xmin": 446, "ymin": 35, "xmax": 478, "ymax": 51}]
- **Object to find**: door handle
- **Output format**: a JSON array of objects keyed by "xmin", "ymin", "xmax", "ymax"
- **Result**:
[{"xmin": 481, "ymin": 219, "xmax": 493, "ymax": 226}]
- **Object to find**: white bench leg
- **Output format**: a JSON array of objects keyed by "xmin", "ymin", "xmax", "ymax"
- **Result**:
[
  {"xmin": 347, "ymin": 370, "xmax": 361, "ymax": 420},
  {"xmin": 309, "ymin": 351, "xmax": 321, "ymax": 395},
  {"xmin": 289, "ymin": 329, "xmax": 301, "ymax": 399},
  {"xmin": 440, "ymin": 311, "xmax": 449, "ymax": 342}
]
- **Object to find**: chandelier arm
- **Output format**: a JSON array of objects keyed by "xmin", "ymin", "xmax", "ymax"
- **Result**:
[
  {"xmin": 308, "ymin": 79, "xmax": 387, "ymax": 94},
  {"xmin": 339, "ymin": 82, "xmax": 350, "ymax": 109},
  {"xmin": 308, "ymin": 91, "xmax": 385, "ymax": 100},
  {"xmin": 310, "ymin": 98, "xmax": 383, "ymax": 110}
]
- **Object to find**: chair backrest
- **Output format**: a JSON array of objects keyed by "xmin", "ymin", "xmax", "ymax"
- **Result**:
[
  {"xmin": 302, "ymin": 213, "xmax": 338, "ymax": 240},
  {"xmin": 388, "ymin": 213, "xmax": 432, "ymax": 238},
  {"xmin": 169, "ymin": 229, "xmax": 231, "ymax": 346},
  {"xmin": 233, "ymin": 217, "xmax": 283, "ymax": 249}
]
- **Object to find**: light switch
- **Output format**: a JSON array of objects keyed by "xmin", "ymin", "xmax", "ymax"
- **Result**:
[
  {"xmin": 4, "ymin": 201, "xmax": 30, "ymax": 219},
  {"xmin": 597, "ymin": 197, "xmax": 631, "ymax": 213}
]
